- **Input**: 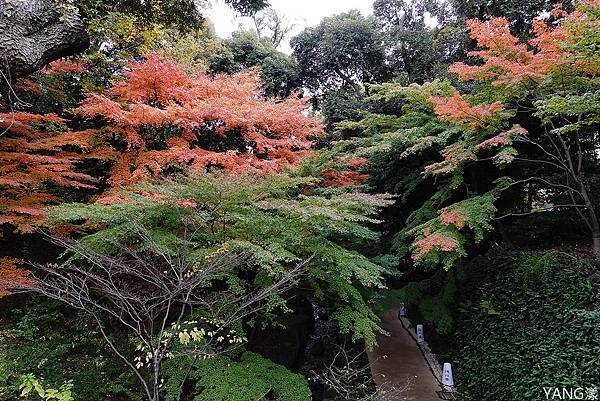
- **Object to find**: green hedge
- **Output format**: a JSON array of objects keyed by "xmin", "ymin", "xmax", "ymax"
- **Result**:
[{"xmin": 445, "ymin": 251, "xmax": 600, "ymax": 401}]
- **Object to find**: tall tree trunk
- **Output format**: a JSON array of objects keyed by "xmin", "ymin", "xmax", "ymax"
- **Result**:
[
  {"xmin": 334, "ymin": 67, "xmax": 363, "ymax": 97},
  {"xmin": 0, "ymin": 0, "xmax": 89, "ymax": 79},
  {"xmin": 578, "ymin": 179, "xmax": 600, "ymax": 257}
]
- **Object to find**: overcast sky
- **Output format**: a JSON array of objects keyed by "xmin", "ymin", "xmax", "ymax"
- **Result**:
[{"xmin": 205, "ymin": 0, "xmax": 374, "ymax": 53}]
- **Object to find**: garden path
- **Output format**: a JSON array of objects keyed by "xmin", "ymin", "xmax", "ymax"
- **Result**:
[{"xmin": 367, "ymin": 309, "xmax": 442, "ymax": 401}]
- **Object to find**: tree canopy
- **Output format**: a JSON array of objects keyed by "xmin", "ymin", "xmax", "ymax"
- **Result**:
[
  {"xmin": 1, "ymin": 1, "xmax": 599, "ymax": 400},
  {"xmin": 292, "ymin": 10, "xmax": 389, "ymax": 97}
]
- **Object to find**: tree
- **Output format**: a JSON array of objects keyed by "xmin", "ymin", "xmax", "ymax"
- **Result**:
[
  {"xmin": 325, "ymin": 0, "xmax": 600, "ymax": 266},
  {"xmin": 45, "ymin": 173, "xmax": 395, "ymax": 347},
  {"xmin": 22, "ymin": 225, "xmax": 306, "ymax": 401},
  {"xmin": 251, "ymin": 8, "xmax": 294, "ymax": 49},
  {"xmin": 10, "ymin": 172, "xmax": 393, "ymax": 397},
  {"xmin": 224, "ymin": 0, "xmax": 269, "ymax": 15},
  {"xmin": 0, "ymin": 0, "xmax": 89, "ymax": 79},
  {"xmin": 0, "ymin": 0, "xmax": 270, "ymax": 79},
  {"xmin": 372, "ymin": 0, "xmax": 471, "ymax": 84},
  {"xmin": 0, "ymin": 54, "xmax": 320, "ymax": 231},
  {"xmin": 373, "ymin": 0, "xmax": 432, "ymax": 29},
  {"xmin": 0, "ymin": 108, "xmax": 98, "ymax": 233},
  {"xmin": 443, "ymin": 0, "xmax": 573, "ymax": 36},
  {"xmin": 291, "ymin": 10, "xmax": 389, "ymax": 98},
  {"xmin": 210, "ymin": 31, "xmax": 301, "ymax": 98},
  {"xmin": 154, "ymin": 24, "xmax": 226, "ymax": 74},
  {"xmin": 74, "ymin": 54, "xmax": 318, "ymax": 184},
  {"xmin": 440, "ymin": 1, "xmax": 600, "ymax": 255}
]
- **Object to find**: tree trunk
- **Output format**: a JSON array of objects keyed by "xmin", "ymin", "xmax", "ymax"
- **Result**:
[
  {"xmin": 577, "ymin": 177, "xmax": 600, "ymax": 258},
  {"xmin": 334, "ymin": 67, "xmax": 363, "ymax": 97},
  {"xmin": 0, "ymin": 0, "xmax": 89, "ymax": 79},
  {"xmin": 593, "ymin": 230, "xmax": 600, "ymax": 258}
]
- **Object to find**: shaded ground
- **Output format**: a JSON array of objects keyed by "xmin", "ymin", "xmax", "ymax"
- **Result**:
[{"xmin": 367, "ymin": 309, "xmax": 441, "ymax": 401}]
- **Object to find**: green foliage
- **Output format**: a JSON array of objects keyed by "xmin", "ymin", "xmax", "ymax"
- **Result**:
[
  {"xmin": 373, "ymin": 0, "xmax": 470, "ymax": 84},
  {"xmin": 515, "ymin": 251, "xmax": 560, "ymax": 284},
  {"xmin": 164, "ymin": 352, "xmax": 311, "ymax": 401},
  {"xmin": 48, "ymin": 173, "xmax": 394, "ymax": 346},
  {"xmin": 19, "ymin": 375, "xmax": 73, "ymax": 401},
  {"xmin": 445, "ymin": 251, "xmax": 600, "ymax": 401},
  {"xmin": 444, "ymin": 0, "xmax": 571, "ymax": 37},
  {"xmin": 319, "ymin": 89, "xmax": 368, "ymax": 133},
  {"xmin": 0, "ymin": 296, "xmax": 137, "ymax": 401},
  {"xmin": 210, "ymin": 31, "xmax": 301, "ymax": 98},
  {"xmin": 374, "ymin": 270, "xmax": 458, "ymax": 334},
  {"xmin": 76, "ymin": 0, "xmax": 269, "ymax": 30},
  {"xmin": 291, "ymin": 10, "xmax": 389, "ymax": 96},
  {"xmin": 317, "ymin": 79, "xmax": 507, "ymax": 268}
]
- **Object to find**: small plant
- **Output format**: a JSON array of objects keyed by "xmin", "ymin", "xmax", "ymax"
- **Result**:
[
  {"xmin": 515, "ymin": 251, "xmax": 559, "ymax": 285},
  {"xmin": 19, "ymin": 374, "xmax": 74, "ymax": 401}
]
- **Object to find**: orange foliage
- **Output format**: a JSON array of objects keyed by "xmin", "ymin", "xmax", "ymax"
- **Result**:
[
  {"xmin": 429, "ymin": 92, "xmax": 505, "ymax": 130},
  {"xmin": 322, "ymin": 157, "xmax": 370, "ymax": 187},
  {"xmin": 412, "ymin": 232, "xmax": 460, "ymax": 261},
  {"xmin": 1, "ymin": 54, "xmax": 324, "ymax": 232},
  {"xmin": 42, "ymin": 59, "xmax": 85, "ymax": 75},
  {"xmin": 0, "ymin": 257, "xmax": 35, "ymax": 297},
  {"xmin": 423, "ymin": 143, "xmax": 476, "ymax": 176},
  {"xmin": 439, "ymin": 209, "xmax": 468, "ymax": 229},
  {"xmin": 449, "ymin": 1, "xmax": 600, "ymax": 87},
  {"xmin": 74, "ymin": 54, "xmax": 323, "ymax": 186},
  {"xmin": 0, "ymin": 113, "xmax": 98, "ymax": 232},
  {"xmin": 475, "ymin": 125, "xmax": 528, "ymax": 150}
]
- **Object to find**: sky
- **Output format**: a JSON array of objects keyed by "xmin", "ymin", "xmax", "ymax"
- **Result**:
[{"xmin": 205, "ymin": 0, "xmax": 375, "ymax": 53}]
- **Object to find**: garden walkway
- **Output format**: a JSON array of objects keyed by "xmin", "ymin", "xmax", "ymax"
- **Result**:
[{"xmin": 367, "ymin": 309, "xmax": 442, "ymax": 401}]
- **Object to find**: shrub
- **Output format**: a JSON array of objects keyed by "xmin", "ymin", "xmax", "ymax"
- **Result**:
[{"xmin": 444, "ymin": 251, "xmax": 600, "ymax": 401}]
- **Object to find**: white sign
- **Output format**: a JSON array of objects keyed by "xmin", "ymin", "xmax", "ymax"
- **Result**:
[
  {"xmin": 442, "ymin": 362, "xmax": 454, "ymax": 387},
  {"xmin": 416, "ymin": 324, "xmax": 424, "ymax": 343},
  {"xmin": 398, "ymin": 304, "xmax": 406, "ymax": 317}
]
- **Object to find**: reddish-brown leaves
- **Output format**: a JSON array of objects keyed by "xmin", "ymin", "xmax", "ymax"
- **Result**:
[
  {"xmin": 322, "ymin": 157, "xmax": 370, "ymax": 187},
  {"xmin": 1, "ymin": 54, "xmax": 324, "ymax": 232},
  {"xmin": 429, "ymin": 92, "xmax": 505, "ymax": 130},
  {"xmin": 0, "ymin": 113, "xmax": 98, "ymax": 232},
  {"xmin": 449, "ymin": 2, "xmax": 600, "ymax": 87},
  {"xmin": 412, "ymin": 232, "xmax": 460, "ymax": 261},
  {"xmin": 0, "ymin": 257, "xmax": 35, "ymax": 297},
  {"xmin": 75, "ymin": 54, "xmax": 323, "ymax": 186}
]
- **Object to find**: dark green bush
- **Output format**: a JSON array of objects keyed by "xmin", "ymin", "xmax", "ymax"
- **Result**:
[
  {"xmin": 163, "ymin": 352, "xmax": 311, "ymax": 401},
  {"xmin": 445, "ymin": 251, "xmax": 600, "ymax": 401},
  {"xmin": 0, "ymin": 295, "xmax": 138, "ymax": 401}
]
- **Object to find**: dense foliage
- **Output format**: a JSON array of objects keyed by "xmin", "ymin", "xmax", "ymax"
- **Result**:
[
  {"xmin": 163, "ymin": 352, "xmax": 311, "ymax": 401},
  {"xmin": 0, "ymin": 54, "xmax": 320, "ymax": 233},
  {"xmin": 48, "ymin": 173, "xmax": 394, "ymax": 347},
  {"xmin": 325, "ymin": 0, "xmax": 600, "ymax": 267},
  {"xmin": 0, "ymin": 297, "xmax": 136, "ymax": 401},
  {"xmin": 1, "ymin": 0, "xmax": 599, "ymax": 400},
  {"xmin": 446, "ymin": 251, "xmax": 600, "ymax": 401},
  {"xmin": 210, "ymin": 31, "xmax": 301, "ymax": 98}
]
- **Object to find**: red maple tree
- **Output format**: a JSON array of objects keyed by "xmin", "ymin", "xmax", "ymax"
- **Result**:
[
  {"xmin": 0, "ymin": 54, "xmax": 323, "ymax": 232},
  {"xmin": 448, "ymin": 1, "xmax": 600, "ymax": 87},
  {"xmin": 0, "ymin": 257, "xmax": 35, "ymax": 297},
  {"xmin": 0, "ymin": 111, "xmax": 98, "ymax": 232},
  {"xmin": 74, "ymin": 54, "xmax": 322, "ymax": 186}
]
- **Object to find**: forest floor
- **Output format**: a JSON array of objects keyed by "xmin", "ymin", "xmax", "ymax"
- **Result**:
[{"xmin": 367, "ymin": 309, "xmax": 442, "ymax": 401}]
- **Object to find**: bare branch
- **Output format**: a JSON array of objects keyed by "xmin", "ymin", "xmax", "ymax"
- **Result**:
[{"xmin": 15, "ymin": 225, "xmax": 308, "ymax": 401}]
